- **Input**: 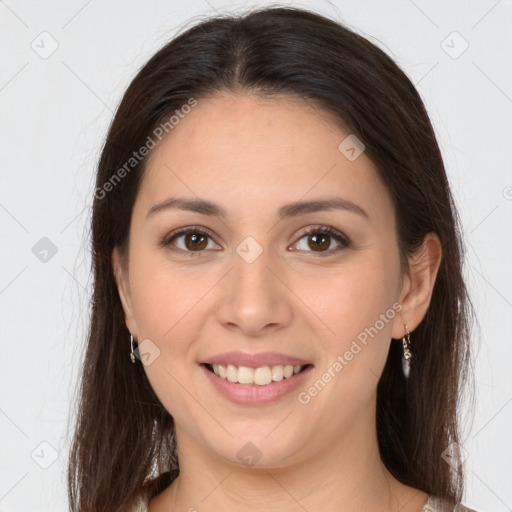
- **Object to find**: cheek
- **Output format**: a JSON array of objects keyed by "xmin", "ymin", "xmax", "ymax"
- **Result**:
[
  {"xmin": 127, "ymin": 253, "xmax": 211, "ymax": 417},
  {"xmin": 129, "ymin": 249, "xmax": 210, "ymax": 342},
  {"xmin": 303, "ymin": 253, "xmax": 400, "ymax": 362},
  {"xmin": 294, "ymin": 258, "xmax": 401, "ymax": 425}
]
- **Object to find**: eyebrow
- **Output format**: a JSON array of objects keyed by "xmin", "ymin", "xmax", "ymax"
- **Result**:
[{"xmin": 146, "ymin": 196, "xmax": 369, "ymax": 220}]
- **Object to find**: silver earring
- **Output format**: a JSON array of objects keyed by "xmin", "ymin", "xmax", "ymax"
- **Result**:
[
  {"xmin": 130, "ymin": 335, "xmax": 136, "ymax": 363},
  {"xmin": 401, "ymin": 325, "xmax": 412, "ymax": 378}
]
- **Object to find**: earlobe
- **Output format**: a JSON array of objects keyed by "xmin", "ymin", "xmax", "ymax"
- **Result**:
[
  {"xmin": 111, "ymin": 246, "xmax": 138, "ymax": 335},
  {"xmin": 392, "ymin": 232, "xmax": 442, "ymax": 339}
]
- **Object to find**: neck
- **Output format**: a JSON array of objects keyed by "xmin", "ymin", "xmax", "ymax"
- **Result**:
[{"xmin": 149, "ymin": 402, "xmax": 427, "ymax": 512}]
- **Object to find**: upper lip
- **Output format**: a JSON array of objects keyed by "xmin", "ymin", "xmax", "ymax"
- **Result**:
[{"xmin": 201, "ymin": 351, "xmax": 312, "ymax": 368}]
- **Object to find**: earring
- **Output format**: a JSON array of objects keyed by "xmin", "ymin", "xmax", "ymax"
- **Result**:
[
  {"xmin": 401, "ymin": 325, "xmax": 412, "ymax": 378},
  {"xmin": 130, "ymin": 335, "xmax": 136, "ymax": 363}
]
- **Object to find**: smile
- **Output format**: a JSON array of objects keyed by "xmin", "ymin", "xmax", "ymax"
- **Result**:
[
  {"xmin": 201, "ymin": 362, "xmax": 314, "ymax": 405},
  {"xmin": 205, "ymin": 363, "xmax": 310, "ymax": 386}
]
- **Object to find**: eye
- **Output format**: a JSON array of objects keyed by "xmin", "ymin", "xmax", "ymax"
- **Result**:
[
  {"xmin": 290, "ymin": 225, "xmax": 350, "ymax": 255},
  {"xmin": 160, "ymin": 227, "xmax": 221, "ymax": 254},
  {"xmin": 160, "ymin": 225, "xmax": 350, "ymax": 256}
]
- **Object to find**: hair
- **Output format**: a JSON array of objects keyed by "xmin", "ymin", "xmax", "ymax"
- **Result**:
[{"xmin": 68, "ymin": 5, "xmax": 475, "ymax": 511}]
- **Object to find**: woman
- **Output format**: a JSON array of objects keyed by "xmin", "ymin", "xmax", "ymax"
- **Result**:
[{"xmin": 68, "ymin": 5, "xmax": 477, "ymax": 512}]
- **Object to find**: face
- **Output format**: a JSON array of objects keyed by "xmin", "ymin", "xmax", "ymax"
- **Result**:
[{"xmin": 114, "ymin": 91, "xmax": 412, "ymax": 468}]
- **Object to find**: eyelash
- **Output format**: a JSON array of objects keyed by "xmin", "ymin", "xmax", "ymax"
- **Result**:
[{"xmin": 159, "ymin": 225, "xmax": 350, "ymax": 257}]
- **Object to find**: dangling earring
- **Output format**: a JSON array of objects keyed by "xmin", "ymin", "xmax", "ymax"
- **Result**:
[
  {"xmin": 130, "ymin": 334, "xmax": 136, "ymax": 363},
  {"xmin": 401, "ymin": 325, "xmax": 412, "ymax": 378}
]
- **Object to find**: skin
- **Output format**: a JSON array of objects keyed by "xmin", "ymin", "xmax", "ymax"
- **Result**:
[{"xmin": 112, "ymin": 91, "xmax": 442, "ymax": 511}]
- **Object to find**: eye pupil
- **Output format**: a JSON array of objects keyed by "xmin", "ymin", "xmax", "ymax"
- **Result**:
[
  {"xmin": 185, "ymin": 233, "xmax": 208, "ymax": 251},
  {"xmin": 309, "ymin": 234, "xmax": 330, "ymax": 251}
]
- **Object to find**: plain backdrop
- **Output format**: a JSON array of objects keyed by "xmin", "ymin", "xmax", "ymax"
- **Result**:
[{"xmin": 0, "ymin": 1, "xmax": 511, "ymax": 511}]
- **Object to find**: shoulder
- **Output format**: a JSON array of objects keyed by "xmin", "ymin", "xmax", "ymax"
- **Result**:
[{"xmin": 422, "ymin": 494, "xmax": 479, "ymax": 512}]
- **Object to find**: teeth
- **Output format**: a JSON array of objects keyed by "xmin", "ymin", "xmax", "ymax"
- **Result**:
[
  {"xmin": 254, "ymin": 366, "xmax": 272, "ymax": 385},
  {"xmin": 238, "ymin": 366, "xmax": 254, "ymax": 384},
  {"xmin": 226, "ymin": 364, "xmax": 238, "ymax": 383},
  {"xmin": 210, "ymin": 363, "xmax": 305, "ymax": 385},
  {"xmin": 271, "ymin": 365, "xmax": 283, "ymax": 381}
]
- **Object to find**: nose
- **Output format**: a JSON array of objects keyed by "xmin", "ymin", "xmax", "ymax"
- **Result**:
[{"xmin": 214, "ymin": 247, "xmax": 293, "ymax": 337}]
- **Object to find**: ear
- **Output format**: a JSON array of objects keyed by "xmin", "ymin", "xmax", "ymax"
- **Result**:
[
  {"xmin": 112, "ymin": 246, "xmax": 138, "ymax": 337},
  {"xmin": 392, "ymin": 232, "xmax": 442, "ymax": 339}
]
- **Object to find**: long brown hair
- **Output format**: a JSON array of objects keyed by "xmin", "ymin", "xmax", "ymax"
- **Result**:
[{"xmin": 68, "ymin": 6, "xmax": 475, "ymax": 510}]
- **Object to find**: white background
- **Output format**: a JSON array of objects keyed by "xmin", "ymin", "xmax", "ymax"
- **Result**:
[{"xmin": 0, "ymin": 1, "xmax": 511, "ymax": 511}]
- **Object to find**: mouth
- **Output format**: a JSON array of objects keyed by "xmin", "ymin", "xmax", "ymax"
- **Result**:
[{"xmin": 202, "ymin": 362, "xmax": 314, "ymax": 386}]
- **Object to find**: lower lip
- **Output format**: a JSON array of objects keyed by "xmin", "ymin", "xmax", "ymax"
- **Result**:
[{"xmin": 200, "ymin": 364, "xmax": 314, "ymax": 405}]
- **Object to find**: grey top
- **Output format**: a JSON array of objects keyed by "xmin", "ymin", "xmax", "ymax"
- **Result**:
[
  {"xmin": 131, "ymin": 493, "xmax": 479, "ymax": 511},
  {"xmin": 422, "ymin": 495, "xmax": 478, "ymax": 511}
]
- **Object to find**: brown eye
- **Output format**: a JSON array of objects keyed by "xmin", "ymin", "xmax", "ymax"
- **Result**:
[
  {"xmin": 161, "ymin": 227, "xmax": 221, "ymax": 254},
  {"xmin": 307, "ymin": 233, "xmax": 331, "ymax": 252},
  {"xmin": 184, "ymin": 233, "xmax": 208, "ymax": 251},
  {"xmin": 292, "ymin": 226, "xmax": 350, "ymax": 255}
]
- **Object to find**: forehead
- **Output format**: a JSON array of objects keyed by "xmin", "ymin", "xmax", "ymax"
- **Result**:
[
  {"xmin": 147, "ymin": 91, "xmax": 346, "ymax": 167},
  {"xmin": 137, "ymin": 92, "xmax": 393, "ymax": 222}
]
